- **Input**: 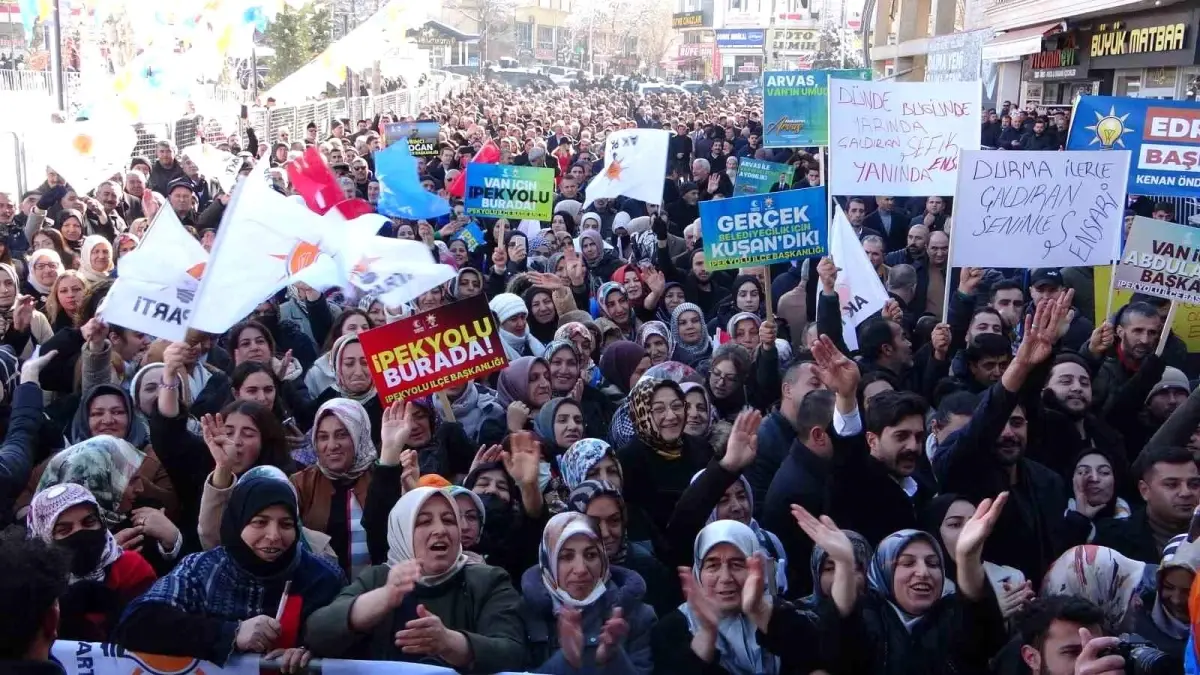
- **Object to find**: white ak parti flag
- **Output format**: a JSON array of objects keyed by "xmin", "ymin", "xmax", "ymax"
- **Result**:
[
  {"xmin": 189, "ymin": 167, "xmax": 343, "ymax": 334},
  {"xmin": 99, "ymin": 209, "xmax": 208, "ymax": 341},
  {"xmin": 823, "ymin": 203, "xmax": 890, "ymax": 351},
  {"xmin": 582, "ymin": 128, "xmax": 670, "ymax": 208},
  {"xmin": 337, "ymin": 235, "xmax": 457, "ymax": 309},
  {"xmin": 42, "ymin": 120, "xmax": 136, "ymax": 193}
]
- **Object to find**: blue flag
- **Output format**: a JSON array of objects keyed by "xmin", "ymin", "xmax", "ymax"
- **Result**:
[
  {"xmin": 374, "ymin": 141, "xmax": 451, "ymax": 221},
  {"xmin": 453, "ymin": 222, "xmax": 486, "ymax": 252}
]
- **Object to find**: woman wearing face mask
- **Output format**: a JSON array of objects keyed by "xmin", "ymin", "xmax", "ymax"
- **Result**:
[
  {"xmin": 291, "ymin": 398, "xmax": 377, "ymax": 579},
  {"xmin": 23, "ymin": 248, "xmax": 64, "ymax": 311},
  {"xmin": 598, "ymin": 341, "xmax": 651, "ymax": 401},
  {"xmin": 305, "ymin": 487, "xmax": 526, "ymax": 670},
  {"xmin": 0, "ymin": 262, "xmax": 52, "ymax": 357},
  {"xmin": 524, "ymin": 286, "xmax": 560, "ymax": 345},
  {"xmin": 636, "ymin": 322, "xmax": 675, "ymax": 366},
  {"xmin": 838, "ymin": 496, "xmax": 1011, "ymax": 675},
  {"xmin": 458, "ymin": 456, "xmax": 543, "ymax": 581},
  {"xmin": 666, "ymin": 412, "xmax": 789, "ymax": 595},
  {"xmin": 78, "ymin": 235, "xmax": 114, "ymax": 284},
  {"xmin": 670, "ymin": 304, "xmax": 713, "ymax": 369},
  {"xmin": 920, "ymin": 494, "xmax": 1032, "ymax": 621},
  {"xmin": 114, "ymin": 473, "xmax": 344, "ymax": 666},
  {"xmin": 616, "ymin": 378, "xmax": 711, "ymax": 530},
  {"xmin": 491, "ymin": 293, "xmax": 546, "ymax": 362},
  {"xmin": 443, "ymin": 485, "xmax": 486, "ymax": 564},
  {"xmin": 307, "ymin": 334, "xmax": 380, "ymax": 444},
  {"xmin": 1042, "ymin": 544, "xmax": 1156, "ymax": 635},
  {"xmin": 597, "ymin": 282, "xmax": 638, "ymax": 341},
  {"xmin": 497, "ymin": 356, "xmax": 554, "ymax": 433},
  {"xmin": 35, "ymin": 436, "xmax": 184, "ymax": 575},
  {"xmin": 26, "ymin": 483, "xmax": 157, "ymax": 642},
  {"xmin": 651, "ymin": 518, "xmax": 854, "ymax": 675},
  {"xmin": 566, "ymin": 479, "xmax": 679, "ymax": 618},
  {"xmin": 305, "ymin": 310, "xmax": 373, "ymax": 399},
  {"xmin": 542, "ymin": 340, "xmax": 613, "ymax": 441},
  {"xmin": 1130, "ymin": 534, "xmax": 1200, "ymax": 657},
  {"xmin": 522, "ymin": 512, "xmax": 656, "ymax": 675}
]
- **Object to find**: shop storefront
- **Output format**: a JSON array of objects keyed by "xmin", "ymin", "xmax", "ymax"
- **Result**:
[
  {"xmin": 767, "ymin": 27, "xmax": 819, "ymax": 70},
  {"xmin": 716, "ymin": 28, "xmax": 765, "ymax": 81},
  {"xmin": 1019, "ymin": 31, "xmax": 1099, "ymax": 107},
  {"xmin": 1079, "ymin": 6, "xmax": 1200, "ymax": 100}
]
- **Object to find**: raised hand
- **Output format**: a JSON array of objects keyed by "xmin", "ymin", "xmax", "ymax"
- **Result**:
[
  {"xmin": 163, "ymin": 341, "xmax": 194, "ymax": 379},
  {"xmin": 400, "ymin": 449, "xmax": 420, "ymax": 494},
  {"xmin": 526, "ymin": 271, "xmax": 566, "ymax": 290},
  {"xmin": 955, "ymin": 492, "xmax": 1008, "ymax": 563},
  {"xmin": 958, "ymin": 267, "xmax": 983, "ymax": 296},
  {"xmin": 81, "ymin": 317, "xmax": 108, "ymax": 348},
  {"xmin": 740, "ymin": 553, "xmax": 773, "ymax": 632},
  {"xmin": 569, "ymin": 376, "xmax": 585, "ymax": 403},
  {"xmin": 469, "ymin": 443, "xmax": 504, "ymax": 474},
  {"xmin": 385, "ymin": 559, "xmax": 421, "ymax": 609},
  {"xmin": 491, "ymin": 245, "xmax": 508, "ymax": 272},
  {"xmin": 380, "ymin": 401, "xmax": 413, "ymax": 463},
  {"xmin": 1088, "ymin": 321, "xmax": 1115, "ymax": 358},
  {"xmin": 1017, "ymin": 289, "xmax": 1074, "ymax": 366},
  {"xmin": 506, "ymin": 401, "xmax": 530, "ymax": 433},
  {"xmin": 997, "ymin": 579, "xmax": 1035, "ymax": 619},
  {"xmin": 201, "ymin": 413, "xmax": 237, "ymax": 486},
  {"xmin": 20, "ymin": 349, "xmax": 57, "ymax": 385},
  {"xmin": 759, "ymin": 319, "xmax": 777, "ymax": 350},
  {"xmin": 503, "ymin": 431, "xmax": 541, "ymax": 488},
  {"xmin": 810, "ymin": 335, "xmax": 860, "ymax": 399},
  {"xmin": 817, "ymin": 256, "xmax": 838, "ymax": 294},
  {"xmin": 11, "ymin": 295, "xmax": 34, "ymax": 333},
  {"xmin": 791, "ymin": 505, "xmax": 855, "ymax": 567},
  {"xmin": 274, "ymin": 349, "xmax": 294, "ymax": 380},
  {"xmin": 645, "ymin": 269, "xmax": 665, "ymax": 293},
  {"xmin": 720, "ymin": 409, "xmax": 761, "ymax": 472},
  {"xmin": 557, "ymin": 607, "xmax": 584, "ymax": 668},
  {"xmin": 930, "ymin": 322, "xmax": 951, "ymax": 361},
  {"xmin": 595, "ymin": 607, "xmax": 628, "ymax": 666}
]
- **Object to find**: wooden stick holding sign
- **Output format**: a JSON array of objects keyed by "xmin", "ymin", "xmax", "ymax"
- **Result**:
[
  {"xmin": 1156, "ymin": 301, "xmax": 1178, "ymax": 357},
  {"xmin": 435, "ymin": 391, "xmax": 457, "ymax": 423}
]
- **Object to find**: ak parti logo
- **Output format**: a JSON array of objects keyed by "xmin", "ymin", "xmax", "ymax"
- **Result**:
[{"xmin": 122, "ymin": 651, "xmax": 207, "ymax": 675}]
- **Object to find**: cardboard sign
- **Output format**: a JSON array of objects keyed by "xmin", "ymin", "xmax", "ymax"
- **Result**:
[
  {"xmin": 383, "ymin": 121, "xmax": 440, "ymax": 157},
  {"xmin": 464, "ymin": 163, "xmax": 555, "ymax": 221},
  {"xmin": 734, "ymin": 158, "xmax": 796, "ymax": 195},
  {"xmin": 357, "ymin": 295, "xmax": 508, "ymax": 403},
  {"xmin": 1115, "ymin": 215, "xmax": 1200, "ymax": 305},
  {"xmin": 699, "ymin": 186, "xmax": 828, "ymax": 271}
]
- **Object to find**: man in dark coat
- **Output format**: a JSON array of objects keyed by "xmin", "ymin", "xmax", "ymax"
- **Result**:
[{"xmin": 1094, "ymin": 445, "xmax": 1200, "ymax": 563}]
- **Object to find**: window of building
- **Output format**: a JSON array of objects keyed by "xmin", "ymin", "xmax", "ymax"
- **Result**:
[
  {"xmin": 517, "ymin": 22, "xmax": 534, "ymax": 48},
  {"xmin": 537, "ymin": 25, "xmax": 555, "ymax": 49}
]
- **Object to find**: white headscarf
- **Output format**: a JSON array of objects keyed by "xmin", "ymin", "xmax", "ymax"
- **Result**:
[
  {"xmin": 679, "ymin": 520, "xmax": 780, "ymax": 675},
  {"xmin": 539, "ymin": 512, "xmax": 610, "ymax": 609},
  {"xmin": 79, "ymin": 235, "xmax": 113, "ymax": 284},
  {"xmin": 26, "ymin": 249, "xmax": 63, "ymax": 295},
  {"xmin": 311, "ymin": 398, "xmax": 377, "ymax": 482},
  {"xmin": 385, "ymin": 487, "xmax": 469, "ymax": 587}
]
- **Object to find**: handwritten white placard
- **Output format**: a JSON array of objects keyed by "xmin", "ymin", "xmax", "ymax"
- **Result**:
[
  {"xmin": 827, "ymin": 79, "xmax": 980, "ymax": 196},
  {"xmin": 950, "ymin": 150, "xmax": 1130, "ymax": 269}
]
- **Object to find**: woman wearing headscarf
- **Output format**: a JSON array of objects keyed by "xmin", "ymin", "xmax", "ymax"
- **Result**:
[
  {"xmin": 616, "ymin": 378, "xmax": 711, "ymax": 530},
  {"xmin": 555, "ymin": 321, "xmax": 602, "ymax": 388},
  {"xmin": 566, "ymin": 479, "xmax": 678, "ymax": 617},
  {"xmin": 26, "ymin": 483, "xmax": 157, "ymax": 641},
  {"xmin": 533, "ymin": 397, "xmax": 586, "ymax": 513},
  {"xmin": 1042, "ymin": 544, "xmax": 1156, "ymax": 634},
  {"xmin": 78, "ymin": 235, "xmax": 114, "ymax": 284},
  {"xmin": 920, "ymin": 493, "xmax": 1032, "ymax": 621},
  {"xmin": 306, "ymin": 334, "xmax": 381, "ymax": 445},
  {"xmin": 305, "ymin": 487, "xmax": 526, "ymax": 671},
  {"xmin": 113, "ymin": 473, "xmax": 344, "ymax": 665},
  {"xmin": 651, "ymin": 519, "xmax": 851, "ymax": 675},
  {"xmin": 665, "ymin": 412, "xmax": 789, "ymax": 595},
  {"xmin": 837, "ymin": 495, "xmax": 1011, "ymax": 675},
  {"xmin": 491, "ymin": 293, "xmax": 547, "ymax": 362},
  {"xmin": 543, "ymin": 340, "xmax": 613, "ymax": 440},
  {"xmin": 23, "ymin": 248, "xmax": 63, "ymax": 311},
  {"xmin": 291, "ymin": 398, "xmax": 377, "ymax": 579},
  {"xmin": 497, "ymin": 355, "xmax": 554, "ymax": 433},
  {"xmin": 304, "ymin": 309, "xmax": 372, "ymax": 399},
  {"xmin": 669, "ymin": 303, "xmax": 713, "ymax": 369},
  {"xmin": 580, "ymin": 229, "xmax": 622, "ymax": 293},
  {"xmin": 1131, "ymin": 533, "xmax": 1200, "ymax": 657},
  {"xmin": 453, "ymin": 266, "xmax": 484, "ymax": 300},
  {"xmin": 522, "ymin": 512, "xmax": 656, "ymax": 675},
  {"xmin": 679, "ymin": 383, "xmax": 718, "ymax": 448},
  {"xmin": 598, "ymin": 341, "xmax": 651, "ymax": 402},
  {"xmin": 524, "ymin": 285, "xmax": 560, "ymax": 345},
  {"xmin": 803, "ymin": 529, "xmax": 872, "ymax": 610},
  {"xmin": 0, "ymin": 262, "xmax": 52, "ymax": 357},
  {"xmin": 444, "ymin": 485, "xmax": 487, "ymax": 565},
  {"xmin": 636, "ymin": 321, "xmax": 674, "ymax": 366},
  {"xmin": 485, "ymin": 231, "xmax": 530, "ymax": 296},
  {"xmin": 653, "ymin": 282, "xmax": 687, "ymax": 325},
  {"xmin": 439, "ymin": 378, "xmax": 507, "ymax": 446},
  {"xmin": 35, "ymin": 436, "xmax": 184, "ymax": 576},
  {"xmin": 706, "ymin": 275, "xmax": 766, "ymax": 337},
  {"xmin": 596, "ymin": 282, "xmax": 638, "ymax": 342}
]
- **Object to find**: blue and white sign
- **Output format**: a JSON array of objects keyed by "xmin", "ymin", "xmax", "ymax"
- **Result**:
[
  {"xmin": 1067, "ymin": 96, "xmax": 1200, "ymax": 198},
  {"xmin": 715, "ymin": 29, "xmax": 766, "ymax": 47},
  {"xmin": 699, "ymin": 185, "xmax": 828, "ymax": 270}
]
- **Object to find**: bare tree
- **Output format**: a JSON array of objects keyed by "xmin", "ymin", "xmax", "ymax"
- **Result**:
[{"xmin": 443, "ymin": 0, "xmax": 518, "ymax": 63}]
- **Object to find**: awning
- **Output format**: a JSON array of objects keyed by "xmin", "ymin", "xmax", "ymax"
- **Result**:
[{"xmin": 982, "ymin": 21, "xmax": 1066, "ymax": 62}]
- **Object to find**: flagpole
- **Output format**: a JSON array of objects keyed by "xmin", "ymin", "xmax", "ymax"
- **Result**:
[
  {"xmin": 942, "ymin": 215, "xmax": 956, "ymax": 324},
  {"xmin": 1156, "ymin": 301, "xmax": 1178, "ymax": 356}
]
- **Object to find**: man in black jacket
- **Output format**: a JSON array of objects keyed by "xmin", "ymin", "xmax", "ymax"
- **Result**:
[
  {"xmin": 934, "ymin": 290, "xmax": 1091, "ymax": 585},
  {"xmin": 148, "ymin": 140, "xmax": 186, "ymax": 196},
  {"xmin": 1030, "ymin": 353, "xmax": 1129, "ymax": 484},
  {"xmin": 997, "ymin": 115, "xmax": 1023, "ymax": 150},
  {"xmin": 1094, "ymin": 445, "xmax": 1200, "ymax": 563},
  {"xmin": 863, "ymin": 195, "xmax": 911, "ymax": 252},
  {"xmin": 1020, "ymin": 119, "xmax": 1057, "ymax": 151},
  {"xmin": 750, "ymin": 361, "xmax": 827, "ymax": 511}
]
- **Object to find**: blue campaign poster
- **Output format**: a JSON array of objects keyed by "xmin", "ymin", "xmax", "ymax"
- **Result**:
[
  {"xmin": 699, "ymin": 186, "xmax": 828, "ymax": 271},
  {"xmin": 762, "ymin": 69, "xmax": 872, "ymax": 148},
  {"xmin": 1067, "ymin": 96, "xmax": 1200, "ymax": 198}
]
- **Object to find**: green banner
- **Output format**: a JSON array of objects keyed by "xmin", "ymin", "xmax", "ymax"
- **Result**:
[{"xmin": 464, "ymin": 164, "xmax": 556, "ymax": 221}]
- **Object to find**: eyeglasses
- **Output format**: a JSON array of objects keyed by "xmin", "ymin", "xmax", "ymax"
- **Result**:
[
  {"xmin": 34, "ymin": 262, "xmax": 57, "ymax": 271},
  {"xmin": 710, "ymin": 371, "xmax": 740, "ymax": 385},
  {"xmin": 650, "ymin": 401, "xmax": 685, "ymax": 416}
]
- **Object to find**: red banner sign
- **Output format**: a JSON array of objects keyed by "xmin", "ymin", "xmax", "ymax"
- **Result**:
[{"xmin": 357, "ymin": 295, "xmax": 508, "ymax": 404}]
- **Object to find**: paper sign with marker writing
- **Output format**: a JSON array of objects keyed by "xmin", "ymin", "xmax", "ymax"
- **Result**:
[
  {"xmin": 827, "ymin": 79, "xmax": 980, "ymax": 196},
  {"xmin": 357, "ymin": 294, "xmax": 508, "ymax": 404},
  {"xmin": 1115, "ymin": 216, "xmax": 1200, "ymax": 305},
  {"xmin": 950, "ymin": 150, "xmax": 1129, "ymax": 269}
]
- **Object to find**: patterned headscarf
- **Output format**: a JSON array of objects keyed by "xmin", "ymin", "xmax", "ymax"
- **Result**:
[
  {"xmin": 543, "ymin": 340, "xmax": 581, "ymax": 397},
  {"xmin": 680, "ymin": 382, "xmax": 718, "ymax": 437},
  {"xmin": 331, "ymin": 334, "xmax": 377, "ymax": 404},
  {"xmin": 636, "ymin": 321, "xmax": 675, "ymax": 364},
  {"xmin": 1042, "ymin": 544, "xmax": 1150, "ymax": 630},
  {"xmin": 566, "ymin": 479, "xmax": 628, "ymax": 563},
  {"xmin": 26, "ymin": 483, "xmax": 123, "ymax": 581},
  {"xmin": 555, "ymin": 322, "xmax": 595, "ymax": 361},
  {"xmin": 560, "ymin": 438, "xmax": 620, "ymax": 491},
  {"xmin": 37, "ymin": 436, "xmax": 146, "ymax": 527},
  {"xmin": 311, "ymin": 398, "xmax": 377, "ymax": 482},
  {"xmin": 0, "ymin": 344, "xmax": 18, "ymax": 405},
  {"xmin": 868, "ymin": 529, "xmax": 954, "ymax": 632},
  {"xmin": 628, "ymin": 377, "xmax": 686, "ymax": 459},
  {"xmin": 670, "ymin": 302, "xmax": 712, "ymax": 362},
  {"xmin": 539, "ymin": 512, "xmax": 610, "ymax": 609},
  {"xmin": 596, "ymin": 282, "xmax": 626, "ymax": 319},
  {"xmin": 808, "ymin": 530, "xmax": 873, "ymax": 601}
]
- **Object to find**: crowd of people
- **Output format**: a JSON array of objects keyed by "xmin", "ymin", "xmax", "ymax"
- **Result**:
[{"xmin": 0, "ymin": 77, "xmax": 1197, "ymax": 675}]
